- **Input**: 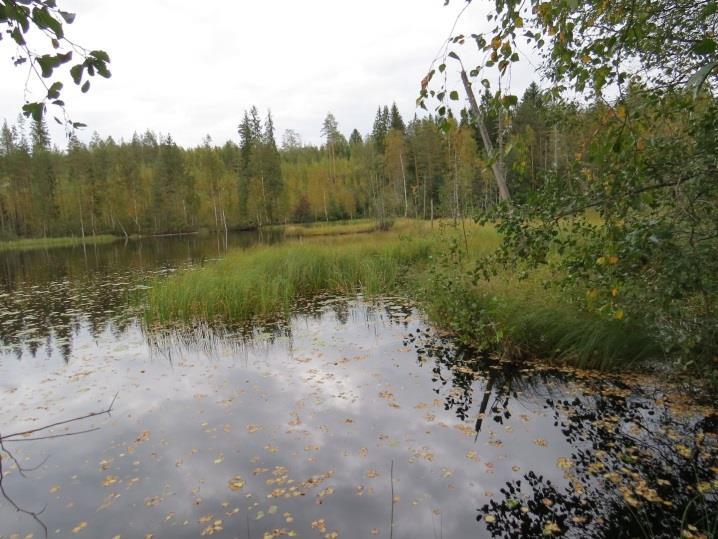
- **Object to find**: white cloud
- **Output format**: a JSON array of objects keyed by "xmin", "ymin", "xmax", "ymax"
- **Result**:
[{"xmin": 0, "ymin": 0, "xmax": 538, "ymax": 149}]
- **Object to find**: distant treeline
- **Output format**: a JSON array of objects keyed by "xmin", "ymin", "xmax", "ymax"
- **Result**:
[{"xmin": 1, "ymin": 83, "xmax": 592, "ymax": 238}]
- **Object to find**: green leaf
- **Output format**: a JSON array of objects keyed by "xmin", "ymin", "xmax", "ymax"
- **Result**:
[
  {"xmin": 692, "ymin": 38, "xmax": 717, "ymax": 55},
  {"xmin": 22, "ymin": 102, "xmax": 44, "ymax": 122},
  {"xmin": 11, "ymin": 27, "xmax": 26, "ymax": 46},
  {"xmin": 70, "ymin": 64, "xmax": 84, "ymax": 84},
  {"xmin": 32, "ymin": 7, "xmax": 63, "ymax": 38},
  {"xmin": 90, "ymin": 50, "xmax": 110, "ymax": 63},
  {"xmin": 449, "ymin": 90, "xmax": 460, "ymax": 100},
  {"xmin": 47, "ymin": 81, "xmax": 63, "ymax": 99},
  {"xmin": 81, "ymin": 80, "xmax": 91, "ymax": 93},
  {"xmin": 448, "ymin": 51, "xmax": 460, "ymax": 60},
  {"xmin": 37, "ymin": 55, "xmax": 55, "ymax": 78}
]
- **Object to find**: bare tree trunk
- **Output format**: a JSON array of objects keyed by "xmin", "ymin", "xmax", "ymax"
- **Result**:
[
  {"xmin": 453, "ymin": 144, "xmax": 460, "ymax": 226},
  {"xmin": 132, "ymin": 195, "xmax": 141, "ymax": 235},
  {"xmin": 460, "ymin": 70, "xmax": 511, "ymax": 203},
  {"xmin": 212, "ymin": 195, "xmax": 219, "ymax": 232},
  {"xmin": 399, "ymin": 153, "xmax": 408, "ymax": 218},
  {"xmin": 413, "ymin": 153, "xmax": 420, "ymax": 218}
]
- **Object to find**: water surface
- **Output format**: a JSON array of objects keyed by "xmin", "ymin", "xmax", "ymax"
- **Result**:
[{"xmin": 0, "ymin": 235, "xmax": 715, "ymax": 538}]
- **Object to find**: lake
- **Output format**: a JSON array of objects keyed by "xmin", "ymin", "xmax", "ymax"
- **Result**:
[{"xmin": 0, "ymin": 234, "xmax": 716, "ymax": 538}]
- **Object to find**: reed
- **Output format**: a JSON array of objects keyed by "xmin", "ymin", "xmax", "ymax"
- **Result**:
[{"xmin": 144, "ymin": 231, "xmax": 434, "ymax": 324}]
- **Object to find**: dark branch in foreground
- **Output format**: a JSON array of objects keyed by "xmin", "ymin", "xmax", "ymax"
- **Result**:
[
  {"xmin": 1, "ymin": 392, "xmax": 118, "ymax": 443},
  {"xmin": 0, "ymin": 393, "xmax": 119, "ymax": 538}
]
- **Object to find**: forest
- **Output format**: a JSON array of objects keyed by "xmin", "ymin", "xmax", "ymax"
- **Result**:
[{"xmin": 1, "ymin": 84, "xmax": 592, "ymax": 238}]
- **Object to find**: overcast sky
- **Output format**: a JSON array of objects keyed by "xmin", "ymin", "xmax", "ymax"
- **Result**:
[{"xmin": 0, "ymin": 0, "xmax": 538, "ymax": 149}]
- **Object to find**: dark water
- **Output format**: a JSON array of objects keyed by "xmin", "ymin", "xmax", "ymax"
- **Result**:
[{"xmin": 0, "ymin": 235, "xmax": 716, "ymax": 539}]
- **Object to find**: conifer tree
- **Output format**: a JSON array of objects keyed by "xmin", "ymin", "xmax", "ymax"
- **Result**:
[{"xmin": 389, "ymin": 103, "xmax": 406, "ymax": 133}]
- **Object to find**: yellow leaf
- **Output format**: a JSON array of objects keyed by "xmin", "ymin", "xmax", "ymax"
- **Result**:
[
  {"xmin": 543, "ymin": 521, "xmax": 561, "ymax": 535},
  {"xmin": 102, "ymin": 475, "xmax": 119, "ymax": 487},
  {"xmin": 228, "ymin": 475, "xmax": 245, "ymax": 491}
]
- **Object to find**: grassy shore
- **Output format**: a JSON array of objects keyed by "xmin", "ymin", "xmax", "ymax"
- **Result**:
[
  {"xmin": 0, "ymin": 234, "xmax": 119, "ymax": 253},
  {"xmin": 141, "ymin": 220, "xmax": 658, "ymax": 370}
]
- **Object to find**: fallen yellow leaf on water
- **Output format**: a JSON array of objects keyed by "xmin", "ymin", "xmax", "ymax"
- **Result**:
[
  {"xmin": 102, "ymin": 475, "xmax": 118, "ymax": 487},
  {"xmin": 311, "ymin": 519, "xmax": 327, "ymax": 533},
  {"xmin": 556, "ymin": 457, "xmax": 573, "ymax": 469},
  {"xmin": 484, "ymin": 515, "xmax": 496, "ymax": 523},
  {"xmin": 543, "ymin": 521, "xmax": 561, "ymax": 535},
  {"xmin": 50, "ymin": 485, "xmax": 60, "ymax": 493},
  {"xmin": 72, "ymin": 521, "xmax": 88, "ymax": 533},
  {"xmin": 533, "ymin": 438, "xmax": 547, "ymax": 447},
  {"xmin": 228, "ymin": 475, "xmax": 245, "ymax": 491}
]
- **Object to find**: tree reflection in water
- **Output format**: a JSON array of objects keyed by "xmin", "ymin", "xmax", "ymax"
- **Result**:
[{"xmin": 408, "ymin": 329, "xmax": 718, "ymax": 538}]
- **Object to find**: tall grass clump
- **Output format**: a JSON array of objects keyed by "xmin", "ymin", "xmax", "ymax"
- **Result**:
[
  {"xmin": 417, "ymin": 264, "xmax": 660, "ymax": 370},
  {"xmin": 282, "ymin": 218, "xmax": 384, "ymax": 238},
  {"xmin": 144, "ymin": 233, "xmax": 434, "ymax": 324}
]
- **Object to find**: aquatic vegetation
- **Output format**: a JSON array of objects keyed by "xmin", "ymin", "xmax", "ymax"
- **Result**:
[
  {"xmin": 141, "ymin": 222, "xmax": 662, "ymax": 371},
  {"xmin": 143, "ymin": 231, "xmax": 434, "ymax": 324},
  {"xmin": 281, "ymin": 218, "xmax": 384, "ymax": 237}
]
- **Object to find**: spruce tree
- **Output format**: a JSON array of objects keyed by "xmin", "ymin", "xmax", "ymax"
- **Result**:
[
  {"xmin": 349, "ymin": 129, "xmax": 363, "ymax": 147},
  {"xmin": 30, "ymin": 117, "xmax": 50, "ymax": 154},
  {"xmin": 371, "ymin": 107, "xmax": 388, "ymax": 154},
  {"xmin": 389, "ymin": 103, "xmax": 406, "ymax": 133}
]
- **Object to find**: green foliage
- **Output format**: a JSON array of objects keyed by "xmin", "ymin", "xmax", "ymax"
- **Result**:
[
  {"xmin": 422, "ymin": 0, "xmax": 718, "ymax": 377},
  {"xmin": 1, "ymin": 0, "xmax": 110, "ymax": 125}
]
